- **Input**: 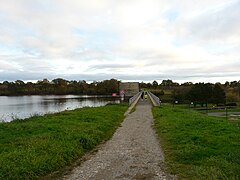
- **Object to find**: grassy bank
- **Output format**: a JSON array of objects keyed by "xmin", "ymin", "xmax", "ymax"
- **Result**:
[
  {"xmin": 0, "ymin": 104, "xmax": 127, "ymax": 179},
  {"xmin": 153, "ymin": 105, "xmax": 240, "ymax": 179}
]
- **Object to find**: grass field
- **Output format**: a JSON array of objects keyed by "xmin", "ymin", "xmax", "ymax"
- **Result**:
[
  {"xmin": 0, "ymin": 104, "xmax": 128, "ymax": 179},
  {"xmin": 153, "ymin": 105, "xmax": 240, "ymax": 179}
]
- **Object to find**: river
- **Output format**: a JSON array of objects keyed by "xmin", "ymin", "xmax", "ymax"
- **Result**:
[{"xmin": 0, "ymin": 95, "xmax": 120, "ymax": 122}]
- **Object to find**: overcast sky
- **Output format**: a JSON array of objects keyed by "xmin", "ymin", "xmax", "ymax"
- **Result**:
[{"xmin": 0, "ymin": 0, "xmax": 240, "ymax": 83}]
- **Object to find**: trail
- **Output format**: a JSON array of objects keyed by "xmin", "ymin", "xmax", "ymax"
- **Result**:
[{"xmin": 63, "ymin": 99, "xmax": 175, "ymax": 180}]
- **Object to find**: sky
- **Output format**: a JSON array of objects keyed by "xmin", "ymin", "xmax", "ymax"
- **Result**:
[{"xmin": 0, "ymin": 0, "xmax": 240, "ymax": 83}]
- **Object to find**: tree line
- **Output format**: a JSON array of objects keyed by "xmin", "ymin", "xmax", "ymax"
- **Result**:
[
  {"xmin": 0, "ymin": 78, "xmax": 119, "ymax": 96},
  {"xmin": 140, "ymin": 80, "xmax": 240, "ymax": 106},
  {"xmin": 0, "ymin": 78, "xmax": 239, "ymax": 106}
]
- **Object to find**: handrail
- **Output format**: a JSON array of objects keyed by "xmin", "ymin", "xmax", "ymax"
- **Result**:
[
  {"xmin": 147, "ymin": 91, "xmax": 161, "ymax": 106},
  {"xmin": 129, "ymin": 91, "xmax": 142, "ymax": 105}
]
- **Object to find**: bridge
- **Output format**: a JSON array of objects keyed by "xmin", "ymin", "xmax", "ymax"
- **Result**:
[{"xmin": 125, "ymin": 91, "xmax": 161, "ymax": 116}]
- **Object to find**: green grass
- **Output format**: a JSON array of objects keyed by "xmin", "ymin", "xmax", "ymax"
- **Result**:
[
  {"xmin": 153, "ymin": 105, "xmax": 240, "ymax": 179},
  {"xmin": 0, "ymin": 104, "xmax": 128, "ymax": 179},
  {"xmin": 172, "ymin": 104, "xmax": 240, "ymax": 113},
  {"xmin": 207, "ymin": 107, "xmax": 240, "ymax": 113}
]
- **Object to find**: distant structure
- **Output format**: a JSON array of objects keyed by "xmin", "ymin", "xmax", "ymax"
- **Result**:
[{"xmin": 119, "ymin": 82, "xmax": 140, "ymax": 96}]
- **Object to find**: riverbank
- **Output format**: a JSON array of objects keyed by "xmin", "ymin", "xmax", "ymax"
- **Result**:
[
  {"xmin": 0, "ymin": 104, "xmax": 128, "ymax": 179},
  {"xmin": 153, "ymin": 105, "xmax": 240, "ymax": 179}
]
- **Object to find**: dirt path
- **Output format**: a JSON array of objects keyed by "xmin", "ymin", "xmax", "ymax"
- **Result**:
[{"xmin": 63, "ymin": 99, "xmax": 175, "ymax": 180}]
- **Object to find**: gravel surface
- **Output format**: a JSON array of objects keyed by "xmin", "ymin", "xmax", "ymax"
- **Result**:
[{"xmin": 63, "ymin": 99, "xmax": 175, "ymax": 180}]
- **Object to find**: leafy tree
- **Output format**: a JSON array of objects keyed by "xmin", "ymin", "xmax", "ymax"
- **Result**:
[
  {"xmin": 230, "ymin": 81, "xmax": 238, "ymax": 87},
  {"xmin": 15, "ymin": 80, "xmax": 25, "ymax": 85},
  {"xmin": 160, "ymin": 79, "xmax": 179, "ymax": 88},
  {"xmin": 181, "ymin": 82, "xmax": 193, "ymax": 86},
  {"xmin": 211, "ymin": 83, "xmax": 226, "ymax": 105},
  {"xmin": 79, "ymin": 80, "xmax": 88, "ymax": 94},
  {"xmin": 188, "ymin": 83, "xmax": 212, "ymax": 107},
  {"xmin": 3, "ymin": 81, "xmax": 10, "ymax": 85},
  {"xmin": 152, "ymin": 80, "xmax": 158, "ymax": 89},
  {"xmin": 224, "ymin": 81, "xmax": 230, "ymax": 87},
  {"xmin": 140, "ymin": 81, "xmax": 148, "ymax": 89},
  {"xmin": 226, "ymin": 92, "xmax": 239, "ymax": 103},
  {"xmin": 52, "ymin": 78, "xmax": 69, "ymax": 94},
  {"xmin": 173, "ymin": 86, "xmax": 191, "ymax": 103},
  {"xmin": 104, "ymin": 79, "xmax": 119, "ymax": 94},
  {"xmin": 161, "ymin": 79, "xmax": 174, "ymax": 87}
]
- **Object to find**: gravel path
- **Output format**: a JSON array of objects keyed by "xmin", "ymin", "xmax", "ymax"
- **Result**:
[{"xmin": 63, "ymin": 99, "xmax": 175, "ymax": 180}]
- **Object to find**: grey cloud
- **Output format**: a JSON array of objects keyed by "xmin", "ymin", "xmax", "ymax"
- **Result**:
[
  {"xmin": 0, "ymin": 71, "xmax": 54, "ymax": 81},
  {"xmin": 1, "ymin": 68, "xmax": 239, "ymax": 83},
  {"xmin": 188, "ymin": 0, "xmax": 240, "ymax": 41},
  {"xmin": 60, "ymin": 71, "xmax": 240, "ymax": 82}
]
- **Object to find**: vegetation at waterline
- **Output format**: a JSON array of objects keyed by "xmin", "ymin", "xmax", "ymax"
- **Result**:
[
  {"xmin": 0, "ymin": 78, "xmax": 119, "ymax": 95},
  {"xmin": 153, "ymin": 105, "xmax": 240, "ymax": 179},
  {"xmin": 0, "ymin": 104, "xmax": 128, "ymax": 179}
]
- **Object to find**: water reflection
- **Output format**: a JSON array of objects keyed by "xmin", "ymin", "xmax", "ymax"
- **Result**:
[{"xmin": 0, "ymin": 95, "xmax": 120, "ymax": 122}]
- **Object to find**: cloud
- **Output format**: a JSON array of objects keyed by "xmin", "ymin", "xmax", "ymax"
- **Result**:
[
  {"xmin": 0, "ymin": 0, "xmax": 239, "ymax": 83},
  {"xmin": 88, "ymin": 63, "xmax": 134, "ymax": 70},
  {"xmin": 187, "ymin": 0, "xmax": 240, "ymax": 42}
]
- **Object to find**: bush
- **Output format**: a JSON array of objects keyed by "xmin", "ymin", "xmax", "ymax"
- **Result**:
[{"xmin": 226, "ymin": 102, "xmax": 237, "ymax": 106}]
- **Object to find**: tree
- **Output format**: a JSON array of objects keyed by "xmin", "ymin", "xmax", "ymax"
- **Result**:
[
  {"xmin": 152, "ymin": 80, "xmax": 158, "ymax": 89},
  {"xmin": 25, "ymin": 82, "xmax": 35, "ymax": 95},
  {"xmin": 173, "ymin": 86, "xmax": 191, "ymax": 103},
  {"xmin": 52, "ymin": 78, "xmax": 68, "ymax": 94},
  {"xmin": 160, "ymin": 79, "xmax": 179, "ymax": 88},
  {"xmin": 211, "ymin": 83, "xmax": 226, "ymax": 105},
  {"xmin": 226, "ymin": 91, "xmax": 239, "ymax": 102},
  {"xmin": 140, "ymin": 81, "xmax": 147, "ymax": 89},
  {"xmin": 181, "ymin": 82, "xmax": 193, "ymax": 86},
  {"xmin": 224, "ymin": 81, "xmax": 230, "ymax": 87},
  {"xmin": 79, "ymin": 80, "xmax": 88, "ymax": 94},
  {"xmin": 230, "ymin": 81, "xmax": 238, "ymax": 87},
  {"xmin": 188, "ymin": 83, "xmax": 212, "ymax": 107},
  {"xmin": 161, "ymin": 79, "xmax": 174, "ymax": 87},
  {"xmin": 3, "ymin": 81, "xmax": 10, "ymax": 85},
  {"xmin": 15, "ymin": 80, "xmax": 25, "ymax": 85}
]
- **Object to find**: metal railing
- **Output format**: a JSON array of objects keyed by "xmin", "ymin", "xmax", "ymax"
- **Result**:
[
  {"xmin": 129, "ymin": 91, "xmax": 143, "ymax": 105},
  {"xmin": 147, "ymin": 91, "xmax": 161, "ymax": 106}
]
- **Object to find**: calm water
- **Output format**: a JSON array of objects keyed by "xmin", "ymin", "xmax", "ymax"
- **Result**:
[{"xmin": 0, "ymin": 95, "xmax": 120, "ymax": 122}]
